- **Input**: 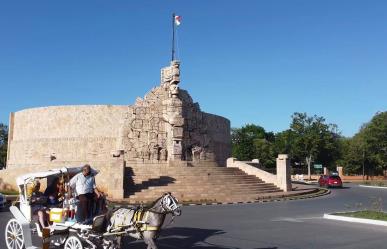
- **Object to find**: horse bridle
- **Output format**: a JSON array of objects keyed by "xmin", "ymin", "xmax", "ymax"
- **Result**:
[{"xmin": 147, "ymin": 194, "xmax": 179, "ymax": 215}]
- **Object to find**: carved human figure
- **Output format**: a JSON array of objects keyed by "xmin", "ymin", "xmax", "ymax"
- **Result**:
[
  {"xmin": 152, "ymin": 145, "xmax": 159, "ymax": 160},
  {"xmin": 169, "ymin": 84, "xmax": 179, "ymax": 97},
  {"xmin": 173, "ymin": 141, "xmax": 182, "ymax": 159},
  {"xmin": 171, "ymin": 61, "xmax": 180, "ymax": 84},
  {"xmin": 160, "ymin": 147, "xmax": 168, "ymax": 161},
  {"xmin": 161, "ymin": 60, "xmax": 180, "ymax": 85},
  {"xmin": 127, "ymin": 148, "xmax": 137, "ymax": 159},
  {"xmin": 142, "ymin": 147, "xmax": 150, "ymax": 160},
  {"xmin": 191, "ymin": 145, "xmax": 202, "ymax": 162}
]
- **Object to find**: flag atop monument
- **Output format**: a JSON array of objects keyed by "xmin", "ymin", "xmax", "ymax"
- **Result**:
[
  {"xmin": 175, "ymin": 15, "xmax": 181, "ymax": 26},
  {"xmin": 171, "ymin": 13, "xmax": 181, "ymax": 61}
]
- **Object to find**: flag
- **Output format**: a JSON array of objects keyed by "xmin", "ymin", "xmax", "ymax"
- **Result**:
[{"xmin": 175, "ymin": 15, "xmax": 181, "ymax": 26}]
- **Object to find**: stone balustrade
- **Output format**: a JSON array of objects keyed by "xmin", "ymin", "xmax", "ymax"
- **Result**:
[{"xmin": 227, "ymin": 154, "xmax": 292, "ymax": 192}]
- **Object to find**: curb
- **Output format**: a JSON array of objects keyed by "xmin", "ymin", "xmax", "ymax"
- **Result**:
[
  {"xmin": 182, "ymin": 188, "xmax": 330, "ymax": 206},
  {"xmin": 292, "ymin": 180, "xmax": 318, "ymax": 185},
  {"xmin": 324, "ymin": 213, "xmax": 387, "ymax": 227},
  {"xmin": 111, "ymin": 188, "xmax": 331, "ymax": 207},
  {"xmin": 358, "ymin": 185, "xmax": 387, "ymax": 189}
]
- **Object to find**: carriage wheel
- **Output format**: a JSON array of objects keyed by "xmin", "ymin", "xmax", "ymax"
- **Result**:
[
  {"xmin": 64, "ymin": 235, "xmax": 84, "ymax": 249},
  {"xmin": 5, "ymin": 218, "xmax": 25, "ymax": 249}
]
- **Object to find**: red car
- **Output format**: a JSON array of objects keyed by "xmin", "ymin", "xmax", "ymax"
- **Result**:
[{"xmin": 318, "ymin": 175, "xmax": 343, "ymax": 188}]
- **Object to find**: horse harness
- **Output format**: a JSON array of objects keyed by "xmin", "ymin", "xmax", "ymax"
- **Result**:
[
  {"xmin": 132, "ymin": 196, "xmax": 177, "ymax": 237},
  {"xmin": 132, "ymin": 208, "xmax": 165, "ymax": 233}
]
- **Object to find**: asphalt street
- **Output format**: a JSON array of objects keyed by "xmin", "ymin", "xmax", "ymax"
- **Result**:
[{"xmin": 2, "ymin": 183, "xmax": 387, "ymax": 249}]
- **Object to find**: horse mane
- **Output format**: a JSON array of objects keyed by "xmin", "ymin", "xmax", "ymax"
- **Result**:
[
  {"xmin": 107, "ymin": 194, "xmax": 166, "ymax": 213},
  {"xmin": 144, "ymin": 195, "xmax": 164, "ymax": 210}
]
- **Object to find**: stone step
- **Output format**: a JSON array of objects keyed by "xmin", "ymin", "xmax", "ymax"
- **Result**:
[
  {"xmin": 140, "ymin": 182, "xmax": 275, "ymax": 188},
  {"xmin": 130, "ymin": 175, "xmax": 257, "ymax": 180},
  {"xmin": 131, "ymin": 170, "xmax": 254, "ymax": 175},
  {"xmin": 128, "ymin": 185, "xmax": 280, "ymax": 195},
  {"xmin": 133, "ymin": 186, "xmax": 278, "ymax": 192},
  {"xmin": 130, "ymin": 174, "xmax": 252, "ymax": 179},
  {"xmin": 123, "ymin": 165, "xmax": 282, "ymax": 203},
  {"xmin": 127, "ymin": 193, "xmax": 280, "ymax": 201},
  {"xmin": 130, "ymin": 177, "xmax": 265, "ymax": 184},
  {"xmin": 131, "ymin": 175, "xmax": 261, "ymax": 181},
  {"xmin": 144, "ymin": 186, "xmax": 278, "ymax": 193},
  {"xmin": 128, "ymin": 167, "xmax": 243, "ymax": 173},
  {"xmin": 133, "ymin": 188, "xmax": 278, "ymax": 195},
  {"xmin": 130, "ymin": 190, "xmax": 280, "ymax": 198},
  {"xmin": 127, "ymin": 181, "xmax": 272, "ymax": 190},
  {"xmin": 130, "ymin": 177, "xmax": 260, "ymax": 183},
  {"xmin": 127, "ymin": 188, "xmax": 280, "ymax": 196},
  {"xmin": 125, "ymin": 190, "xmax": 282, "ymax": 203},
  {"xmin": 131, "ymin": 174, "xmax": 260, "ymax": 180},
  {"xmin": 126, "ymin": 183, "xmax": 279, "ymax": 191},
  {"xmin": 135, "ymin": 169, "xmax": 249, "ymax": 173}
]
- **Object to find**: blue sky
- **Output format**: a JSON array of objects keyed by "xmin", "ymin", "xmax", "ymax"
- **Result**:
[{"xmin": 0, "ymin": 1, "xmax": 386, "ymax": 137}]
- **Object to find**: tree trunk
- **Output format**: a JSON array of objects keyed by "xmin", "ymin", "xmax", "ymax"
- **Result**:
[{"xmin": 306, "ymin": 155, "xmax": 312, "ymax": 180}]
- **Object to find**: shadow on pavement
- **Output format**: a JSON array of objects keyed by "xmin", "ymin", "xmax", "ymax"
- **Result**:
[
  {"xmin": 124, "ymin": 227, "xmax": 277, "ymax": 249},
  {"xmin": 328, "ymin": 186, "xmax": 351, "ymax": 190}
]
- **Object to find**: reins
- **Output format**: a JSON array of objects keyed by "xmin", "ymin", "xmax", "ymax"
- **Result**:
[{"xmin": 134, "ymin": 195, "xmax": 179, "ymax": 235}]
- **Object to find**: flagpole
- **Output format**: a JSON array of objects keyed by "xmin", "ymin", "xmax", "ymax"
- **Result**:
[{"xmin": 172, "ymin": 13, "xmax": 175, "ymax": 61}]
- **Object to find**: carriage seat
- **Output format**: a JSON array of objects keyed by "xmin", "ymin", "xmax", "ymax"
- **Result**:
[
  {"xmin": 92, "ymin": 214, "xmax": 108, "ymax": 233},
  {"xmin": 50, "ymin": 224, "xmax": 69, "ymax": 235}
]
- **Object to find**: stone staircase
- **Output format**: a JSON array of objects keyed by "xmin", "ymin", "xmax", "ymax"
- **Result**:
[{"xmin": 123, "ymin": 162, "xmax": 282, "ymax": 203}]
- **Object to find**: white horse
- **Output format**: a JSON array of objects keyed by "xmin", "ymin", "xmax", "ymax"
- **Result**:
[{"xmin": 106, "ymin": 192, "xmax": 181, "ymax": 249}]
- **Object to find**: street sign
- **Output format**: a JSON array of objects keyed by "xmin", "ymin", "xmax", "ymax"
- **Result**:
[{"xmin": 314, "ymin": 164, "xmax": 322, "ymax": 169}]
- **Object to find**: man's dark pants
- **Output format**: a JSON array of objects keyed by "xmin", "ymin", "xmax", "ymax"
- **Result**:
[{"xmin": 78, "ymin": 192, "xmax": 94, "ymax": 222}]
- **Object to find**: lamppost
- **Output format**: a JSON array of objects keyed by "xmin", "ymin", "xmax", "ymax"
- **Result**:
[{"xmin": 362, "ymin": 148, "xmax": 365, "ymax": 181}]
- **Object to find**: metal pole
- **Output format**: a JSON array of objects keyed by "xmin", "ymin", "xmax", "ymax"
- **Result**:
[
  {"xmin": 172, "ymin": 13, "xmax": 175, "ymax": 61},
  {"xmin": 362, "ymin": 148, "xmax": 365, "ymax": 181}
]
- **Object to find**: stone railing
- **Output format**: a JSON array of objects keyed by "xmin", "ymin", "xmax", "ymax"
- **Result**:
[
  {"xmin": 242, "ymin": 162, "xmax": 277, "ymax": 174},
  {"xmin": 227, "ymin": 154, "xmax": 292, "ymax": 192}
]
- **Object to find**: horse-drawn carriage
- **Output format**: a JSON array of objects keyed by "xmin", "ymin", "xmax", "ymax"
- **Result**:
[{"xmin": 5, "ymin": 167, "xmax": 181, "ymax": 249}]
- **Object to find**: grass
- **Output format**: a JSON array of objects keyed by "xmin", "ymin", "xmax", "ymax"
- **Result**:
[
  {"xmin": 335, "ymin": 210, "xmax": 387, "ymax": 222},
  {"xmin": 363, "ymin": 180, "xmax": 387, "ymax": 187}
]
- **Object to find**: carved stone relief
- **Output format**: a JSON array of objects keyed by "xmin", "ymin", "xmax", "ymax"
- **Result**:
[{"xmin": 113, "ymin": 60, "xmax": 230, "ymax": 165}]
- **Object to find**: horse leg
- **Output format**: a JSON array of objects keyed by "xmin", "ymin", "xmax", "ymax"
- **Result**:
[
  {"xmin": 145, "ymin": 238, "xmax": 157, "ymax": 249},
  {"xmin": 143, "ymin": 232, "xmax": 158, "ymax": 249},
  {"xmin": 115, "ymin": 236, "xmax": 122, "ymax": 249}
]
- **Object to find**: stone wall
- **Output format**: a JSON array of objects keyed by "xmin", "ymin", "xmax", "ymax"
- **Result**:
[
  {"xmin": 202, "ymin": 112, "xmax": 231, "ymax": 165},
  {"xmin": 0, "ymin": 159, "xmax": 124, "ymax": 198},
  {"xmin": 7, "ymin": 105, "xmax": 127, "ymax": 167}
]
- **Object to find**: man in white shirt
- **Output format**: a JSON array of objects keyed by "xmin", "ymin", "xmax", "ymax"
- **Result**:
[{"xmin": 69, "ymin": 164, "xmax": 101, "ymax": 222}]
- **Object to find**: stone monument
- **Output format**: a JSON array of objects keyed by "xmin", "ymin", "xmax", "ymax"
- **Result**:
[{"xmin": 2, "ymin": 61, "xmax": 231, "ymax": 197}]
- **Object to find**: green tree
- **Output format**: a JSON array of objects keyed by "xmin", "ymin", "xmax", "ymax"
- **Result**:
[
  {"xmin": 274, "ymin": 129, "xmax": 296, "ymax": 156},
  {"xmin": 289, "ymin": 112, "xmax": 340, "ymax": 179},
  {"xmin": 231, "ymin": 124, "xmax": 273, "ymax": 164},
  {"xmin": 338, "ymin": 136, "xmax": 364, "ymax": 175},
  {"xmin": 253, "ymin": 138, "xmax": 276, "ymax": 168},
  {"xmin": 0, "ymin": 123, "xmax": 8, "ymax": 168},
  {"xmin": 361, "ymin": 111, "xmax": 387, "ymax": 174},
  {"xmin": 341, "ymin": 111, "xmax": 387, "ymax": 176}
]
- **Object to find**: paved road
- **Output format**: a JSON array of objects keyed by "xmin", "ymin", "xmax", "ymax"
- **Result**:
[{"xmin": 2, "ymin": 183, "xmax": 387, "ymax": 249}]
